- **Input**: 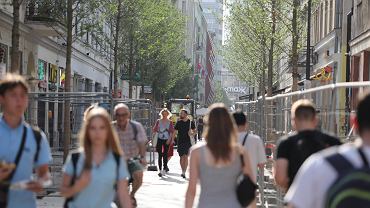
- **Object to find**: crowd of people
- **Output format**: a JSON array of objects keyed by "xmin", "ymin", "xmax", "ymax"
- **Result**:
[{"xmin": 1, "ymin": 72, "xmax": 370, "ymax": 208}]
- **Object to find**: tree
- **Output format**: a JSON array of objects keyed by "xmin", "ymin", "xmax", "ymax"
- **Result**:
[{"xmin": 3, "ymin": 0, "xmax": 25, "ymax": 73}]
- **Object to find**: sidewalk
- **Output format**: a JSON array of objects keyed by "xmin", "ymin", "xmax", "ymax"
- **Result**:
[{"xmin": 37, "ymin": 151, "xmax": 198, "ymax": 208}]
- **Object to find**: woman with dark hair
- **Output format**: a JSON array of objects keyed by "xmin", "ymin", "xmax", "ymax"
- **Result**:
[
  {"xmin": 185, "ymin": 103, "xmax": 254, "ymax": 208},
  {"xmin": 60, "ymin": 108, "xmax": 132, "ymax": 208}
]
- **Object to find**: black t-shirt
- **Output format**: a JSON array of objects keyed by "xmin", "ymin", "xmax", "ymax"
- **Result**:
[
  {"xmin": 275, "ymin": 130, "xmax": 341, "ymax": 187},
  {"xmin": 174, "ymin": 120, "xmax": 196, "ymax": 145}
]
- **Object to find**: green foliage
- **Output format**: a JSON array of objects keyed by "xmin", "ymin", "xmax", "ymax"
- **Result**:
[
  {"xmin": 224, "ymin": 0, "xmax": 308, "ymax": 87},
  {"xmin": 98, "ymin": 0, "xmax": 191, "ymax": 98},
  {"xmin": 213, "ymin": 81, "xmax": 231, "ymax": 107}
]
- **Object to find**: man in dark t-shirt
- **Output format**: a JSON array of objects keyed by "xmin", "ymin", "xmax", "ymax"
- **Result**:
[
  {"xmin": 274, "ymin": 100, "xmax": 341, "ymax": 190},
  {"xmin": 174, "ymin": 109, "xmax": 196, "ymax": 178}
]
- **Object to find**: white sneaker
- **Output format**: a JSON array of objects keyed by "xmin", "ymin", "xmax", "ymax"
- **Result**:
[{"xmin": 162, "ymin": 170, "xmax": 166, "ymax": 176}]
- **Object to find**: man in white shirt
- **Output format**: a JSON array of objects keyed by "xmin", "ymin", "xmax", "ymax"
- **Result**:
[
  {"xmin": 285, "ymin": 91, "xmax": 370, "ymax": 208},
  {"xmin": 233, "ymin": 111, "xmax": 267, "ymax": 208}
]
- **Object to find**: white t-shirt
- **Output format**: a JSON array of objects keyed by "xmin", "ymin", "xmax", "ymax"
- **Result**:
[
  {"xmin": 238, "ymin": 132, "xmax": 267, "ymax": 179},
  {"xmin": 285, "ymin": 142, "xmax": 370, "ymax": 208}
]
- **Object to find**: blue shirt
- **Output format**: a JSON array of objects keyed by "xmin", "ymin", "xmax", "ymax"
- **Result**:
[
  {"xmin": 63, "ymin": 151, "xmax": 130, "ymax": 208},
  {"xmin": 0, "ymin": 116, "xmax": 52, "ymax": 208}
]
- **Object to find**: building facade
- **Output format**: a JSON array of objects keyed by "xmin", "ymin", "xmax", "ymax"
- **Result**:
[{"xmin": 0, "ymin": 2, "xmax": 112, "ymax": 147}]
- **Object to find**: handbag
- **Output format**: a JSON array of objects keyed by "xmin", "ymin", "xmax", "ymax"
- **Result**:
[
  {"xmin": 236, "ymin": 152, "xmax": 258, "ymax": 207},
  {"xmin": 188, "ymin": 120, "xmax": 195, "ymax": 145},
  {"xmin": 152, "ymin": 132, "xmax": 158, "ymax": 147}
]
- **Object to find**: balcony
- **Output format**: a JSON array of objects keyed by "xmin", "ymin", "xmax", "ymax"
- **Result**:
[{"xmin": 25, "ymin": 1, "xmax": 65, "ymax": 36}]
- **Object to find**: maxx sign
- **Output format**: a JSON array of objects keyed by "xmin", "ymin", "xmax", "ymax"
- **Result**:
[{"xmin": 224, "ymin": 87, "xmax": 247, "ymax": 94}]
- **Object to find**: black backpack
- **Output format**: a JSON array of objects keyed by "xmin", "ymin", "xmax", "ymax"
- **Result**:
[
  {"xmin": 63, "ymin": 152, "xmax": 121, "ymax": 208},
  {"xmin": 325, "ymin": 148, "xmax": 370, "ymax": 208}
]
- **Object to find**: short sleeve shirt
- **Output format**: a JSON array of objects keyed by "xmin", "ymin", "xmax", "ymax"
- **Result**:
[
  {"xmin": 285, "ymin": 143, "xmax": 370, "ymax": 208},
  {"xmin": 275, "ymin": 130, "xmax": 341, "ymax": 187},
  {"xmin": 63, "ymin": 151, "xmax": 129, "ymax": 208},
  {"xmin": 0, "ymin": 117, "xmax": 52, "ymax": 208},
  {"xmin": 114, "ymin": 120, "xmax": 148, "ymax": 159},
  {"xmin": 238, "ymin": 132, "xmax": 267, "ymax": 179},
  {"xmin": 153, "ymin": 119, "xmax": 175, "ymax": 140},
  {"xmin": 174, "ymin": 120, "xmax": 196, "ymax": 145}
]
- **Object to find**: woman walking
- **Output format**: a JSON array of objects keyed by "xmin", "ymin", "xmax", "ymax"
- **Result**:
[
  {"xmin": 153, "ymin": 108, "xmax": 175, "ymax": 177},
  {"xmin": 185, "ymin": 103, "xmax": 254, "ymax": 208},
  {"xmin": 60, "ymin": 108, "xmax": 132, "ymax": 208}
]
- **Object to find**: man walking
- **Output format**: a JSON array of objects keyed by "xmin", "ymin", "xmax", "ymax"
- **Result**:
[
  {"xmin": 285, "ymin": 92, "xmax": 370, "ymax": 208},
  {"xmin": 274, "ymin": 99, "xmax": 341, "ymax": 190},
  {"xmin": 0, "ymin": 74, "xmax": 52, "ymax": 208},
  {"xmin": 232, "ymin": 110, "xmax": 266, "ymax": 208},
  {"xmin": 173, "ymin": 109, "xmax": 196, "ymax": 178},
  {"xmin": 113, "ymin": 103, "xmax": 148, "ymax": 207}
]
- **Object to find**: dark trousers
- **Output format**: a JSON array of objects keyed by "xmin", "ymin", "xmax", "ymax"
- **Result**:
[{"xmin": 156, "ymin": 139, "xmax": 169, "ymax": 170}]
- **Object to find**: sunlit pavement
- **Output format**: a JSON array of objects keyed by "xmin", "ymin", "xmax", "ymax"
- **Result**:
[{"xmin": 37, "ymin": 149, "xmax": 199, "ymax": 208}]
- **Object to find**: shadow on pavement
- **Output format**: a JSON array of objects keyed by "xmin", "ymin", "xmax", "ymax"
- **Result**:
[{"xmin": 160, "ymin": 176, "xmax": 187, "ymax": 184}]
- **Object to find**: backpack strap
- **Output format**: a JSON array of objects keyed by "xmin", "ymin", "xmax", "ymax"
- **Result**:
[
  {"xmin": 358, "ymin": 148, "xmax": 369, "ymax": 168},
  {"xmin": 31, "ymin": 126, "xmax": 42, "ymax": 163},
  {"xmin": 130, "ymin": 120, "xmax": 138, "ymax": 141},
  {"xmin": 325, "ymin": 152, "xmax": 354, "ymax": 173},
  {"xmin": 64, "ymin": 152, "xmax": 80, "ymax": 207},
  {"xmin": 8, "ymin": 127, "xmax": 28, "ymax": 180},
  {"xmin": 112, "ymin": 153, "xmax": 121, "ymax": 191},
  {"xmin": 242, "ymin": 133, "xmax": 249, "ymax": 146}
]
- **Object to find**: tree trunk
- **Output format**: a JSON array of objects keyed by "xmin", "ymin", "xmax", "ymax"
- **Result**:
[
  {"xmin": 113, "ymin": 0, "xmax": 122, "ymax": 99},
  {"xmin": 291, "ymin": 0, "xmax": 300, "ymax": 102},
  {"xmin": 63, "ymin": 0, "xmax": 73, "ymax": 161},
  {"xmin": 128, "ymin": 33, "xmax": 134, "ymax": 99},
  {"xmin": 267, "ymin": 0, "xmax": 277, "ymax": 143},
  {"xmin": 10, "ymin": 0, "xmax": 21, "ymax": 73}
]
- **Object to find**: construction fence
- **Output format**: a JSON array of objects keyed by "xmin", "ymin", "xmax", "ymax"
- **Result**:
[{"xmin": 236, "ymin": 81, "xmax": 370, "ymax": 207}]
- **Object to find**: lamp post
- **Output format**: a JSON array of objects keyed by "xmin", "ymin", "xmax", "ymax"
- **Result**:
[{"xmin": 306, "ymin": 0, "xmax": 312, "ymax": 81}]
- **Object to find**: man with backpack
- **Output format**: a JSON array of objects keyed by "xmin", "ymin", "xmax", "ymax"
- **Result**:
[
  {"xmin": 113, "ymin": 103, "xmax": 148, "ymax": 207},
  {"xmin": 285, "ymin": 92, "xmax": 370, "ymax": 208},
  {"xmin": 274, "ymin": 99, "xmax": 341, "ymax": 190},
  {"xmin": 0, "ymin": 74, "xmax": 52, "ymax": 208}
]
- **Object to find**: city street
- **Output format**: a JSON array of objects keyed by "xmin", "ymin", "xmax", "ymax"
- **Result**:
[{"xmin": 37, "ymin": 151, "xmax": 199, "ymax": 208}]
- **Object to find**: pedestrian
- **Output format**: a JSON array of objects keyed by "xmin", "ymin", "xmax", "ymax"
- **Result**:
[
  {"xmin": 285, "ymin": 91, "xmax": 370, "ymax": 208},
  {"xmin": 185, "ymin": 103, "xmax": 255, "ymax": 208},
  {"xmin": 173, "ymin": 109, "xmax": 196, "ymax": 178},
  {"xmin": 60, "ymin": 107, "xmax": 132, "ymax": 208},
  {"xmin": 113, "ymin": 103, "xmax": 148, "ymax": 207},
  {"xmin": 197, "ymin": 116, "xmax": 204, "ymax": 141},
  {"xmin": 152, "ymin": 108, "xmax": 175, "ymax": 177},
  {"xmin": 0, "ymin": 74, "xmax": 52, "ymax": 208},
  {"xmin": 232, "ymin": 110, "xmax": 267, "ymax": 208},
  {"xmin": 274, "ymin": 99, "xmax": 341, "ymax": 190}
]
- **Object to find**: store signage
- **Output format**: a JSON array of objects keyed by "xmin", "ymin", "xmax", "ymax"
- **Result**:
[
  {"xmin": 224, "ymin": 87, "xmax": 247, "ymax": 94},
  {"xmin": 144, "ymin": 86, "xmax": 152, "ymax": 94}
]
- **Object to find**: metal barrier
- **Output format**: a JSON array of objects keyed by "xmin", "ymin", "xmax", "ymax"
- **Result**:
[{"xmin": 236, "ymin": 81, "xmax": 370, "ymax": 208}]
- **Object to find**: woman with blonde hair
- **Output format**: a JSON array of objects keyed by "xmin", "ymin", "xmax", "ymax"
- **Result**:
[
  {"xmin": 153, "ymin": 108, "xmax": 175, "ymax": 177},
  {"xmin": 185, "ymin": 103, "xmax": 255, "ymax": 208},
  {"xmin": 61, "ymin": 107, "xmax": 132, "ymax": 208}
]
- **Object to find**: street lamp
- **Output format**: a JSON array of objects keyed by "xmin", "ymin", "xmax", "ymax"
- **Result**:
[{"xmin": 306, "ymin": 0, "xmax": 312, "ymax": 81}]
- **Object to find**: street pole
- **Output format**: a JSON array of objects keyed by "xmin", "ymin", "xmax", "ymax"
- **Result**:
[{"xmin": 306, "ymin": 0, "xmax": 312, "ymax": 81}]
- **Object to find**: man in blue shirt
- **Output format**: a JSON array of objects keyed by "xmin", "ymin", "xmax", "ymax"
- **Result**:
[{"xmin": 0, "ymin": 74, "xmax": 52, "ymax": 208}]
